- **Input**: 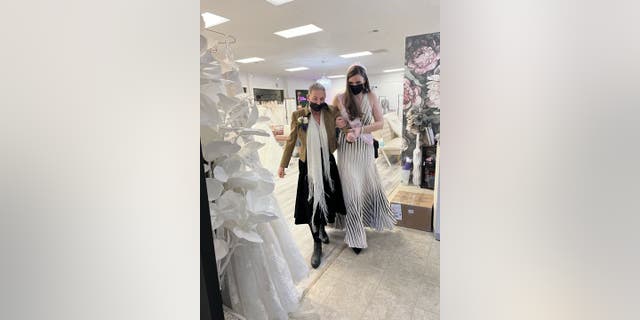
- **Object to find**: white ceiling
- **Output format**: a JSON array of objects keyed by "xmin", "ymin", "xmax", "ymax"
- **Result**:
[{"xmin": 201, "ymin": 0, "xmax": 440, "ymax": 80}]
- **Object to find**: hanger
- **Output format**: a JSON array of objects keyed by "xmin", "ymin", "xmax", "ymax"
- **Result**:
[{"xmin": 201, "ymin": 28, "xmax": 237, "ymax": 53}]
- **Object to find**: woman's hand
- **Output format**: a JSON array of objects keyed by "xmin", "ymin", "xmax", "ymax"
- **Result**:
[{"xmin": 346, "ymin": 130, "xmax": 357, "ymax": 142}]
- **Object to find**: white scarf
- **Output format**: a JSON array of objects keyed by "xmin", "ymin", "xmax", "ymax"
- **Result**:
[{"xmin": 306, "ymin": 110, "xmax": 334, "ymax": 231}]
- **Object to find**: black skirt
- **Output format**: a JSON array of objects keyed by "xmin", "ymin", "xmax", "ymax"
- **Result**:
[{"xmin": 294, "ymin": 153, "xmax": 347, "ymax": 226}]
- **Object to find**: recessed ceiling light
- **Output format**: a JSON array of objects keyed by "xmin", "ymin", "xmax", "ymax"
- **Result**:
[
  {"xmin": 201, "ymin": 12, "xmax": 230, "ymax": 28},
  {"xmin": 236, "ymin": 57, "xmax": 265, "ymax": 64},
  {"xmin": 339, "ymin": 51, "xmax": 373, "ymax": 58},
  {"xmin": 383, "ymin": 68, "xmax": 405, "ymax": 73},
  {"xmin": 327, "ymin": 75, "xmax": 346, "ymax": 79},
  {"xmin": 265, "ymin": 0, "xmax": 294, "ymax": 5},
  {"xmin": 274, "ymin": 24, "xmax": 323, "ymax": 39},
  {"xmin": 285, "ymin": 67, "xmax": 309, "ymax": 72}
]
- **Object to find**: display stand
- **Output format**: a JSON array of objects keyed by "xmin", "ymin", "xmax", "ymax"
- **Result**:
[{"xmin": 200, "ymin": 146, "xmax": 225, "ymax": 320}]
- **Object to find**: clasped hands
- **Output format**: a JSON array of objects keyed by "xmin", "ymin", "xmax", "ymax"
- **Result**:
[{"xmin": 335, "ymin": 116, "xmax": 360, "ymax": 143}]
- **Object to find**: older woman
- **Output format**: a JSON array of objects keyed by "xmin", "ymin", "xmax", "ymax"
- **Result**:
[{"xmin": 278, "ymin": 83, "xmax": 346, "ymax": 268}]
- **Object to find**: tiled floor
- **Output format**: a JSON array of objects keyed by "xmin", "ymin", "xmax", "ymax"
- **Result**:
[
  {"xmin": 299, "ymin": 228, "xmax": 440, "ymax": 320},
  {"xmin": 275, "ymin": 157, "xmax": 440, "ymax": 320}
]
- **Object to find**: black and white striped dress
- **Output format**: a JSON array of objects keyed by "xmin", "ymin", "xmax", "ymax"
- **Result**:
[{"xmin": 334, "ymin": 94, "xmax": 396, "ymax": 248}]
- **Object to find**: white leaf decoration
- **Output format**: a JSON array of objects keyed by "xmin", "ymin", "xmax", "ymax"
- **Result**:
[
  {"xmin": 200, "ymin": 34, "xmax": 208, "ymax": 52},
  {"xmin": 226, "ymin": 176, "xmax": 258, "ymax": 190},
  {"xmin": 224, "ymin": 70, "xmax": 241, "ymax": 83},
  {"xmin": 202, "ymin": 83, "xmax": 224, "ymax": 102},
  {"xmin": 201, "ymin": 93, "xmax": 221, "ymax": 126},
  {"xmin": 203, "ymin": 141, "xmax": 241, "ymax": 162},
  {"xmin": 242, "ymin": 141, "xmax": 265, "ymax": 153},
  {"xmin": 213, "ymin": 166, "xmax": 229, "ymax": 183},
  {"xmin": 200, "ymin": 41, "xmax": 288, "ymax": 281},
  {"xmin": 200, "ymin": 110, "xmax": 217, "ymax": 128},
  {"xmin": 217, "ymin": 94, "xmax": 241, "ymax": 112},
  {"xmin": 254, "ymin": 180, "xmax": 275, "ymax": 196},
  {"xmin": 251, "ymin": 168, "xmax": 276, "ymax": 196},
  {"xmin": 216, "ymin": 190, "xmax": 246, "ymax": 220},
  {"xmin": 234, "ymin": 168, "xmax": 275, "ymax": 195},
  {"xmin": 227, "ymin": 108, "xmax": 249, "ymax": 122},
  {"xmin": 211, "ymin": 215, "xmax": 224, "ymax": 229},
  {"xmin": 205, "ymin": 178, "xmax": 224, "ymax": 201},
  {"xmin": 210, "ymin": 203, "xmax": 231, "ymax": 231},
  {"xmin": 219, "ymin": 155, "xmax": 243, "ymax": 176},
  {"xmin": 219, "ymin": 127, "xmax": 270, "ymax": 137},
  {"xmin": 201, "ymin": 126, "xmax": 222, "ymax": 146},
  {"xmin": 213, "ymin": 239, "xmax": 229, "ymax": 260},
  {"xmin": 226, "ymin": 171, "xmax": 262, "ymax": 191},
  {"xmin": 249, "ymin": 214, "xmax": 278, "ymax": 225},
  {"xmin": 246, "ymin": 104, "xmax": 259, "ymax": 127},
  {"xmin": 201, "ymin": 64, "xmax": 221, "ymax": 73},
  {"xmin": 232, "ymin": 226, "xmax": 264, "ymax": 243},
  {"xmin": 227, "ymin": 99, "xmax": 249, "ymax": 114},
  {"xmin": 201, "ymin": 71, "xmax": 223, "ymax": 81},
  {"xmin": 246, "ymin": 190, "xmax": 279, "ymax": 216},
  {"xmin": 238, "ymin": 128, "xmax": 270, "ymax": 137},
  {"xmin": 254, "ymin": 167, "xmax": 274, "ymax": 180},
  {"xmin": 209, "ymin": 201, "xmax": 220, "ymax": 216}
]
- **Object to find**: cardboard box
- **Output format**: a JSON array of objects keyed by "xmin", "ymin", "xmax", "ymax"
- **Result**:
[{"xmin": 389, "ymin": 184, "xmax": 434, "ymax": 232}]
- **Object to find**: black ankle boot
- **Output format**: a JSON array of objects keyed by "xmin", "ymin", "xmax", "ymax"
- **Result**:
[
  {"xmin": 352, "ymin": 247, "xmax": 362, "ymax": 255},
  {"xmin": 311, "ymin": 242, "xmax": 322, "ymax": 268},
  {"xmin": 320, "ymin": 226, "xmax": 330, "ymax": 244}
]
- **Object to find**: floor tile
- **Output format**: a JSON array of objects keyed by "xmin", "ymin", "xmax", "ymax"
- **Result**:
[
  {"xmin": 411, "ymin": 307, "xmax": 439, "ymax": 320},
  {"xmin": 274, "ymin": 160, "xmax": 439, "ymax": 319},
  {"xmin": 415, "ymin": 283, "xmax": 439, "ymax": 315}
]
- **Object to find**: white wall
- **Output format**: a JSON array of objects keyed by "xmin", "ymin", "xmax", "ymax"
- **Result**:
[
  {"xmin": 238, "ymin": 71, "xmax": 403, "ymax": 111},
  {"xmin": 239, "ymin": 72, "xmax": 314, "ymax": 99},
  {"xmin": 326, "ymin": 79, "xmax": 345, "ymax": 104},
  {"xmin": 368, "ymin": 72, "xmax": 404, "ymax": 111},
  {"xmin": 284, "ymin": 77, "xmax": 313, "ymax": 98}
]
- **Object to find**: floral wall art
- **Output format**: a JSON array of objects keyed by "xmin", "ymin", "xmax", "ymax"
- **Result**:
[{"xmin": 402, "ymin": 32, "xmax": 440, "ymax": 163}]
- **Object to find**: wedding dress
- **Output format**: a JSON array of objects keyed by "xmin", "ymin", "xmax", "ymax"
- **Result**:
[
  {"xmin": 254, "ymin": 106, "xmax": 284, "ymax": 175},
  {"xmin": 201, "ymin": 34, "xmax": 308, "ymax": 320},
  {"xmin": 334, "ymin": 93, "xmax": 396, "ymax": 249}
]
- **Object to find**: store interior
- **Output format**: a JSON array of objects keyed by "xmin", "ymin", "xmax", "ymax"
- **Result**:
[{"xmin": 201, "ymin": 1, "xmax": 440, "ymax": 319}]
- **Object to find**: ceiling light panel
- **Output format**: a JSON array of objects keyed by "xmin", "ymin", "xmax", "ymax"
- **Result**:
[
  {"xmin": 285, "ymin": 67, "xmax": 309, "ymax": 72},
  {"xmin": 339, "ymin": 51, "xmax": 373, "ymax": 58},
  {"xmin": 265, "ymin": 0, "xmax": 294, "ymax": 5},
  {"xmin": 201, "ymin": 12, "xmax": 230, "ymax": 28},
  {"xmin": 274, "ymin": 24, "xmax": 323, "ymax": 38},
  {"xmin": 236, "ymin": 57, "xmax": 265, "ymax": 64}
]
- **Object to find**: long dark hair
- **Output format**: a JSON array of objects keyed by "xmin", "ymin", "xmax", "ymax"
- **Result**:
[{"xmin": 343, "ymin": 65, "xmax": 371, "ymax": 121}]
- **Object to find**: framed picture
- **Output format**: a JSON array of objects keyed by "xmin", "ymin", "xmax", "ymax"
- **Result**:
[
  {"xmin": 253, "ymin": 88, "xmax": 284, "ymax": 102},
  {"xmin": 295, "ymin": 90, "xmax": 309, "ymax": 108}
]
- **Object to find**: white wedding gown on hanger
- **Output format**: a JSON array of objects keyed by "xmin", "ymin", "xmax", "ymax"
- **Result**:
[
  {"xmin": 201, "ymin": 35, "xmax": 308, "ymax": 320},
  {"xmin": 254, "ymin": 106, "xmax": 284, "ymax": 175}
]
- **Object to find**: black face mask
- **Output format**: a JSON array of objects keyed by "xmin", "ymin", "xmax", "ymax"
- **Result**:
[
  {"xmin": 309, "ymin": 102, "xmax": 327, "ymax": 112},
  {"xmin": 349, "ymin": 84, "xmax": 365, "ymax": 95}
]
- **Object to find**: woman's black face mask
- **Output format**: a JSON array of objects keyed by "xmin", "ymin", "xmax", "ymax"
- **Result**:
[
  {"xmin": 309, "ymin": 102, "xmax": 328, "ymax": 111},
  {"xmin": 349, "ymin": 83, "xmax": 365, "ymax": 95}
]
